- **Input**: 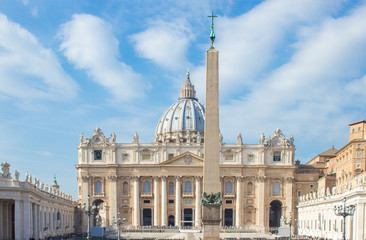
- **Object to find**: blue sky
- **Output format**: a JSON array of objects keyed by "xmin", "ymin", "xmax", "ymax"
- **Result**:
[{"xmin": 1, "ymin": 0, "xmax": 366, "ymax": 197}]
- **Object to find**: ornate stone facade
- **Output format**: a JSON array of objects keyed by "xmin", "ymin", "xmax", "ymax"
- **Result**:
[
  {"xmin": 0, "ymin": 162, "xmax": 75, "ymax": 240},
  {"xmin": 76, "ymin": 74, "xmax": 298, "ymax": 233}
]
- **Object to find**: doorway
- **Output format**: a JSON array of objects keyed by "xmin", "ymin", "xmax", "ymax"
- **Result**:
[
  {"xmin": 168, "ymin": 215, "xmax": 175, "ymax": 226},
  {"xmin": 142, "ymin": 209, "xmax": 152, "ymax": 226},
  {"xmin": 183, "ymin": 208, "xmax": 193, "ymax": 227},
  {"xmin": 224, "ymin": 209, "xmax": 233, "ymax": 226}
]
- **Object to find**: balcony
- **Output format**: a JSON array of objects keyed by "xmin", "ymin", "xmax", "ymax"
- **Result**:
[
  {"xmin": 223, "ymin": 193, "xmax": 235, "ymax": 198},
  {"xmin": 140, "ymin": 192, "xmax": 153, "ymax": 198},
  {"xmin": 182, "ymin": 192, "xmax": 194, "ymax": 197}
]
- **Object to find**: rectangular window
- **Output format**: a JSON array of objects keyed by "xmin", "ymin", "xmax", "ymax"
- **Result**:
[
  {"xmin": 94, "ymin": 150, "xmax": 102, "ymax": 160},
  {"xmin": 329, "ymin": 220, "xmax": 331, "ymax": 231},
  {"xmin": 225, "ymin": 154, "xmax": 234, "ymax": 161},
  {"xmin": 273, "ymin": 152, "xmax": 281, "ymax": 161},
  {"xmin": 335, "ymin": 220, "xmax": 337, "ymax": 231},
  {"xmin": 142, "ymin": 154, "xmax": 150, "ymax": 161},
  {"xmin": 168, "ymin": 153, "xmax": 174, "ymax": 160},
  {"xmin": 168, "ymin": 200, "xmax": 174, "ymax": 204},
  {"xmin": 298, "ymin": 191, "xmax": 301, "ymax": 196},
  {"xmin": 341, "ymin": 220, "xmax": 343, "ymax": 232},
  {"xmin": 143, "ymin": 200, "xmax": 150, "ymax": 204},
  {"xmin": 226, "ymin": 200, "xmax": 232, "ymax": 204}
]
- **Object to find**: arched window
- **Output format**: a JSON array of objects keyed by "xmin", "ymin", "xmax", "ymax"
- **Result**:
[
  {"xmin": 273, "ymin": 182, "xmax": 280, "ymax": 195},
  {"xmin": 225, "ymin": 181, "xmax": 232, "ymax": 193},
  {"xmin": 123, "ymin": 182, "xmax": 129, "ymax": 195},
  {"xmin": 247, "ymin": 182, "xmax": 253, "ymax": 195},
  {"xmin": 169, "ymin": 182, "xmax": 174, "ymax": 194},
  {"xmin": 185, "ymin": 181, "xmax": 192, "ymax": 193},
  {"xmin": 143, "ymin": 181, "xmax": 151, "ymax": 193},
  {"xmin": 95, "ymin": 181, "xmax": 102, "ymax": 194}
]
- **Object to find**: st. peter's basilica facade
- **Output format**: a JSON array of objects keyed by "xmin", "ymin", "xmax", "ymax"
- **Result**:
[{"xmin": 76, "ymin": 73, "xmax": 301, "ymax": 233}]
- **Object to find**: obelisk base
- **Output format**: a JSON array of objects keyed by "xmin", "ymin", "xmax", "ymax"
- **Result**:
[{"xmin": 202, "ymin": 205, "xmax": 221, "ymax": 240}]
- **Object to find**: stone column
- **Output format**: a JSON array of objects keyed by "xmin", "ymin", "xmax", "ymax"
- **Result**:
[
  {"xmin": 133, "ymin": 176, "xmax": 140, "ymax": 226},
  {"xmin": 14, "ymin": 200, "xmax": 22, "ymax": 240},
  {"xmin": 24, "ymin": 200, "xmax": 32, "ymax": 239},
  {"xmin": 195, "ymin": 176, "xmax": 202, "ymax": 227},
  {"xmin": 108, "ymin": 175, "xmax": 118, "ymax": 226},
  {"xmin": 355, "ymin": 202, "xmax": 365, "ymax": 240},
  {"xmin": 153, "ymin": 177, "xmax": 160, "ymax": 226},
  {"xmin": 161, "ymin": 176, "xmax": 168, "ymax": 226},
  {"xmin": 175, "ymin": 176, "xmax": 182, "ymax": 227},
  {"xmin": 34, "ymin": 204, "xmax": 39, "ymax": 238},
  {"xmin": 256, "ymin": 176, "xmax": 266, "ymax": 233},
  {"xmin": 235, "ymin": 177, "xmax": 242, "ymax": 227},
  {"xmin": 285, "ymin": 176, "xmax": 294, "ymax": 229}
]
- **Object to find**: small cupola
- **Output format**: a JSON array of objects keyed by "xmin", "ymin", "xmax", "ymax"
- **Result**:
[{"xmin": 180, "ymin": 72, "xmax": 196, "ymax": 99}]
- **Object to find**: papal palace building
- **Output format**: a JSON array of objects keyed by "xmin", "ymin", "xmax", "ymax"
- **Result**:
[
  {"xmin": 76, "ymin": 73, "xmax": 318, "ymax": 233},
  {"xmin": 297, "ymin": 121, "xmax": 366, "ymax": 239}
]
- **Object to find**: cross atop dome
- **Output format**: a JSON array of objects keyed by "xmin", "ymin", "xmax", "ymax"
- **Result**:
[{"xmin": 180, "ymin": 72, "xmax": 196, "ymax": 99}]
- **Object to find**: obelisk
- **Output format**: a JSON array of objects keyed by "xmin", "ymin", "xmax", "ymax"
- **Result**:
[{"xmin": 201, "ymin": 12, "xmax": 221, "ymax": 240}]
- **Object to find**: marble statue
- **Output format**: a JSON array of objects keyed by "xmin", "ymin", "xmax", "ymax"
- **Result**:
[
  {"xmin": 14, "ymin": 170, "xmax": 20, "ymax": 181},
  {"xmin": 237, "ymin": 133, "xmax": 242, "ymax": 145},
  {"xmin": 133, "ymin": 132, "xmax": 139, "ymax": 144},
  {"xmin": 196, "ymin": 132, "xmax": 202, "ymax": 144},
  {"xmin": 260, "ymin": 133, "xmax": 265, "ymax": 144},
  {"xmin": 80, "ymin": 133, "xmax": 84, "ymax": 144},
  {"xmin": 111, "ymin": 132, "xmax": 116, "ymax": 143},
  {"xmin": 1, "ymin": 162, "xmax": 11, "ymax": 178}
]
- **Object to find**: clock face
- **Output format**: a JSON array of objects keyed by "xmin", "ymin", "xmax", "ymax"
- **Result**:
[
  {"xmin": 275, "ymin": 138, "xmax": 282, "ymax": 145},
  {"xmin": 95, "ymin": 137, "xmax": 101, "ymax": 143}
]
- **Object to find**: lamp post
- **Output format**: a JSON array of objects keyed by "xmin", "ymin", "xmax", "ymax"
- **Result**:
[
  {"xmin": 334, "ymin": 197, "xmax": 356, "ymax": 240},
  {"xmin": 283, "ymin": 212, "xmax": 296, "ymax": 240},
  {"xmin": 113, "ymin": 211, "xmax": 127, "ymax": 240},
  {"xmin": 78, "ymin": 195, "xmax": 99, "ymax": 240}
]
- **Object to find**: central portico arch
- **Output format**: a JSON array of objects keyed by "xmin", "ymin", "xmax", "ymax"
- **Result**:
[{"xmin": 269, "ymin": 200, "xmax": 282, "ymax": 228}]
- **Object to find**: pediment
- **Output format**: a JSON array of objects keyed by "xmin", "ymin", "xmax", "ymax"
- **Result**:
[{"xmin": 160, "ymin": 152, "xmax": 203, "ymax": 166}]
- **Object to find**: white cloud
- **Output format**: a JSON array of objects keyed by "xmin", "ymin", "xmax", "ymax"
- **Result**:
[
  {"xmin": 219, "ymin": 2, "xmax": 366, "ymax": 147},
  {"xmin": 192, "ymin": 0, "xmax": 343, "ymax": 100},
  {"xmin": 130, "ymin": 19, "xmax": 194, "ymax": 70},
  {"xmin": 0, "ymin": 14, "xmax": 78, "ymax": 101},
  {"xmin": 30, "ymin": 7, "xmax": 38, "ymax": 17},
  {"xmin": 59, "ymin": 14, "xmax": 147, "ymax": 102}
]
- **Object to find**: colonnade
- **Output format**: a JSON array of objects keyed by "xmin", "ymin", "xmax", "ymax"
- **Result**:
[
  {"xmin": 132, "ymin": 176, "xmax": 203, "ymax": 228},
  {"xmin": 0, "ymin": 199, "xmax": 74, "ymax": 240}
]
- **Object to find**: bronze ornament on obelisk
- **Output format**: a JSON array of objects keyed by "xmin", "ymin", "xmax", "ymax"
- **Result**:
[{"xmin": 201, "ymin": 12, "xmax": 222, "ymax": 240}]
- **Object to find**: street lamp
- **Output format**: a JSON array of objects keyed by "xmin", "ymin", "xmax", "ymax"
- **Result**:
[
  {"xmin": 283, "ymin": 212, "xmax": 296, "ymax": 240},
  {"xmin": 78, "ymin": 195, "xmax": 99, "ymax": 240},
  {"xmin": 334, "ymin": 197, "xmax": 356, "ymax": 240},
  {"xmin": 112, "ymin": 211, "xmax": 127, "ymax": 240}
]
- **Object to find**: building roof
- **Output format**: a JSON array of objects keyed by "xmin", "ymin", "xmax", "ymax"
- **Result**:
[{"xmin": 349, "ymin": 120, "xmax": 366, "ymax": 126}]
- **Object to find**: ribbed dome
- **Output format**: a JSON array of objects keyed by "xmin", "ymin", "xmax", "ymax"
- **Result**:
[{"xmin": 155, "ymin": 73, "xmax": 205, "ymax": 143}]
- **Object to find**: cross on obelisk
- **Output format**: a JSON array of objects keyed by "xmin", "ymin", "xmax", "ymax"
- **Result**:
[
  {"xmin": 201, "ymin": 11, "xmax": 221, "ymax": 240},
  {"xmin": 208, "ymin": 11, "xmax": 218, "ymax": 47}
]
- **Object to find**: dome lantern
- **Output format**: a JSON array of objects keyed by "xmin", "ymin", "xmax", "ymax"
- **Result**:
[{"xmin": 180, "ymin": 72, "xmax": 197, "ymax": 99}]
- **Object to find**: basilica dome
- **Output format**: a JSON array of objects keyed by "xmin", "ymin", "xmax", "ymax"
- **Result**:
[{"xmin": 155, "ymin": 73, "xmax": 205, "ymax": 143}]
